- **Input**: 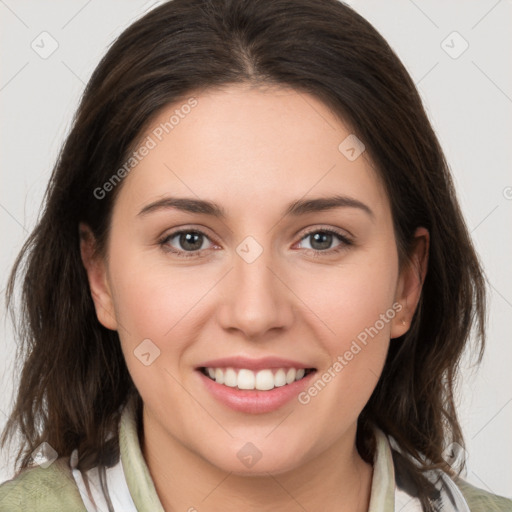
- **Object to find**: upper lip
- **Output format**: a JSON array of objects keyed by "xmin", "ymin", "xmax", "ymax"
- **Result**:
[{"xmin": 196, "ymin": 356, "xmax": 316, "ymax": 371}]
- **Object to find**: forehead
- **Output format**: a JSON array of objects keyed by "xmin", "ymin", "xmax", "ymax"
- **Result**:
[{"xmin": 115, "ymin": 84, "xmax": 390, "ymax": 220}]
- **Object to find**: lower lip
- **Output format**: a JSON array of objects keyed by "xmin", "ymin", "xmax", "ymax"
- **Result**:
[{"xmin": 197, "ymin": 369, "xmax": 317, "ymax": 414}]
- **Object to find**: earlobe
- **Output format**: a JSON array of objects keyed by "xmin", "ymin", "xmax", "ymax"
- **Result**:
[
  {"xmin": 79, "ymin": 222, "xmax": 118, "ymax": 331},
  {"xmin": 390, "ymin": 227, "xmax": 429, "ymax": 339}
]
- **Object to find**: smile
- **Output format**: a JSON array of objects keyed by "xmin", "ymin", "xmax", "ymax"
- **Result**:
[{"xmin": 200, "ymin": 366, "xmax": 316, "ymax": 391}]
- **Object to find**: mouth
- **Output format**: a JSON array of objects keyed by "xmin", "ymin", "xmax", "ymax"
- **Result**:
[
  {"xmin": 194, "ymin": 356, "xmax": 319, "ymax": 413},
  {"xmin": 198, "ymin": 366, "xmax": 317, "ymax": 391},
  {"xmin": 196, "ymin": 365, "xmax": 318, "ymax": 414}
]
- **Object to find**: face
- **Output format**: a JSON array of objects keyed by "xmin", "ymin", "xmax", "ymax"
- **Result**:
[{"xmin": 81, "ymin": 84, "xmax": 428, "ymax": 475}]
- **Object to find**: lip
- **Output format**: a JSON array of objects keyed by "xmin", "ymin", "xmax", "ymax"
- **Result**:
[
  {"xmin": 196, "ymin": 368, "xmax": 317, "ymax": 414},
  {"xmin": 195, "ymin": 356, "xmax": 315, "ymax": 371}
]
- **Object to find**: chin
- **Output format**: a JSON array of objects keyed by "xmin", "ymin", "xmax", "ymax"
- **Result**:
[{"xmin": 202, "ymin": 443, "xmax": 307, "ymax": 476}]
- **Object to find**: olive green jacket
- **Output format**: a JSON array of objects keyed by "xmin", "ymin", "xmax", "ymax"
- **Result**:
[{"xmin": 1, "ymin": 396, "xmax": 511, "ymax": 511}]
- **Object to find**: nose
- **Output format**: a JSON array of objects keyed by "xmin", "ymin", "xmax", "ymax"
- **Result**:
[{"xmin": 216, "ymin": 240, "xmax": 295, "ymax": 340}]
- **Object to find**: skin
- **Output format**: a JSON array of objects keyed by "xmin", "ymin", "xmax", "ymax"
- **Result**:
[{"xmin": 80, "ymin": 83, "xmax": 429, "ymax": 512}]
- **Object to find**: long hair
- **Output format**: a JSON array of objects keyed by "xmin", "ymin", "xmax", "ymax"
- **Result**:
[{"xmin": 1, "ymin": 1, "xmax": 486, "ymax": 510}]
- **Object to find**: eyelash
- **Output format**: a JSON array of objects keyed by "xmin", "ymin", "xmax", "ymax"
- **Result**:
[{"xmin": 158, "ymin": 227, "xmax": 353, "ymax": 259}]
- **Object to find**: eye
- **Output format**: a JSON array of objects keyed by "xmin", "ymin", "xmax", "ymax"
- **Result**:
[
  {"xmin": 295, "ymin": 227, "xmax": 353, "ymax": 256},
  {"xmin": 159, "ymin": 229, "xmax": 216, "ymax": 258},
  {"xmin": 158, "ymin": 226, "xmax": 353, "ymax": 259}
]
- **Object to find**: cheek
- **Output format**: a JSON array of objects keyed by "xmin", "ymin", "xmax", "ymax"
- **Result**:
[
  {"xmin": 112, "ymin": 269, "xmax": 176, "ymax": 336},
  {"xmin": 108, "ymin": 259, "xmax": 205, "ymax": 414},
  {"xmin": 106, "ymin": 244, "xmax": 207, "ymax": 370},
  {"xmin": 107, "ymin": 232, "xmax": 211, "ymax": 331},
  {"xmin": 293, "ymin": 242, "xmax": 399, "ymax": 345},
  {"xmin": 291, "ymin": 245, "xmax": 398, "ymax": 412}
]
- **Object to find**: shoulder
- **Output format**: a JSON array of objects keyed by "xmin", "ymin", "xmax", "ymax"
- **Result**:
[
  {"xmin": 0, "ymin": 457, "xmax": 87, "ymax": 512},
  {"xmin": 386, "ymin": 434, "xmax": 512, "ymax": 512},
  {"xmin": 454, "ymin": 477, "xmax": 512, "ymax": 512}
]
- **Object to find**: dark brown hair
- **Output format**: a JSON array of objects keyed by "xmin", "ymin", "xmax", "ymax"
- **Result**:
[{"xmin": 2, "ymin": 1, "xmax": 486, "ymax": 510}]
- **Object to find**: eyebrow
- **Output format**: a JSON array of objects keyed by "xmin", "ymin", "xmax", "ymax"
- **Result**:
[{"xmin": 137, "ymin": 194, "xmax": 374, "ymax": 220}]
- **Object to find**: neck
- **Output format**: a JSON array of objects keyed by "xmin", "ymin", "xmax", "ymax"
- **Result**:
[{"xmin": 140, "ymin": 407, "xmax": 374, "ymax": 512}]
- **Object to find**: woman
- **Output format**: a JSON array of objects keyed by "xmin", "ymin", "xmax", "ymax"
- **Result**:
[{"xmin": 0, "ymin": 0, "xmax": 510, "ymax": 510}]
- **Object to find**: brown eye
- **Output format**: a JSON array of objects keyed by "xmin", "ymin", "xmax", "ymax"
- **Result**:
[
  {"xmin": 296, "ymin": 228, "xmax": 352, "ymax": 255},
  {"xmin": 159, "ymin": 229, "xmax": 215, "ymax": 258}
]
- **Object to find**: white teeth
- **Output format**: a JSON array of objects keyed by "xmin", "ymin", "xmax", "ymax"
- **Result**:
[
  {"xmin": 224, "ymin": 368, "xmax": 238, "ymax": 387},
  {"xmin": 203, "ymin": 367, "xmax": 311, "ymax": 390},
  {"xmin": 274, "ymin": 369, "xmax": 287, "ymax": 387},
  {"xmin": 214, "ymin": 368, "xmax": 224, "ymax": 385},
  {"xmin": 285, "ymin": 368, "xmax": 296, "ymax": 384},
  {"xmin": 237, "ymin": 369, "xmax": 255, "ymax": 390},
  {"xmin": 255, "ymin": 369, "xmax": 274, "ymax": 391}
]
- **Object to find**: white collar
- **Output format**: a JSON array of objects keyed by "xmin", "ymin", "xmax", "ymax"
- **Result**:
[{"xmin": 70, "ymin": 397, "xmax": 470, "ymax": 512}]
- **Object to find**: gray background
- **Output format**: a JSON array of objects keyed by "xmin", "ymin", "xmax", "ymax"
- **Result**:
[{"xmin": 1, "ymin": 0, "xmax": 511, "ymax": 500}]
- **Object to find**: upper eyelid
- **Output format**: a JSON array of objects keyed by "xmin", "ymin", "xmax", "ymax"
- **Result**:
[{"xmin": 299, "ymin": 225, "xmax": 352, "ymax": 239}]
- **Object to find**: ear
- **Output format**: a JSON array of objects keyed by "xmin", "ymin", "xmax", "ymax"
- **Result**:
[
  {"xmin": 390, "ymin": 227, "xmax": 429, "ymax": 339},
  {"xmin": 79, "ymin": 222, "xmax": 118, "ymax": 330}
]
